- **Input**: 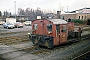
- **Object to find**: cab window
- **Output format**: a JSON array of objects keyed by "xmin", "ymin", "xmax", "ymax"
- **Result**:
[
  {"xmin": 61, "ymin": 25, "xmax": 67, "ymax": 32},
  {"xmin": 47, "ymin": 24, "xmax": 52, "ymax": 31},
  {"xmin": 34, "ymin": 24, "xmax": 38, "ymax": 30},
  {"xmin": 56, "ymin": 25, "xmax": 59, "ymax": 33}
]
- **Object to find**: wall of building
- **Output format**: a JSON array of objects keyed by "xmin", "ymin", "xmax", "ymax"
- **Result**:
[
  {"xmin": 0, "ymin": 16, "xmax": 6, "ymax": 21},
  {"xmin": 76, "ymin": 13, "xmax": 90, "ymax": 20},
  {"xmin": 60, "ymin": 8, "xmax": 90, "ymax": 21},
  {"xmin": 60, "ymin": 13, "xmax": 90, "ymax": 21},
  {"xmin": 60, "ymin": 14, "xmax": 76, "ymax": 20}
]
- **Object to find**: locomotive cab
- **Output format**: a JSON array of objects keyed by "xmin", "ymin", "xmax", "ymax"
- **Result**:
[{"xmin": 55, "ymin": 24, "xmax": 67, "ymax": 45}]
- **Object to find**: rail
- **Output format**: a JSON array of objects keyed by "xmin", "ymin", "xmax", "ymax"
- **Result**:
[{"xmin": 72, "ymin": 51, "xmax": 90, "ymax": 60}]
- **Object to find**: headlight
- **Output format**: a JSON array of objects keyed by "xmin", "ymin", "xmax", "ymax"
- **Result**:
[{"xmin": 28, "ymin": 33, "xmax": 30, "ymax": 34}]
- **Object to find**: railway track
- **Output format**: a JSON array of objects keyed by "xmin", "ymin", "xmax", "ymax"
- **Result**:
[
  {"xmin": 0, "ymin": 31, "xmax": 31, "ymax": 45},
  {"xmin": 0, "ymin": 33, "xmax": 90, "ymax": 60},
  {"xmin": 0, "ymin": 35, "xmax": 29, "ymax": 45},
  {"xmin": 72, "ymin": 51, "xmax": 90, "ymax": 60},
  {"xmin": 13, "ymin": 34, "xmax": 90, "ymax": 58},
  {"xmin": 39, "ymin": 38, "xmax": 90, "ymax": 60}
]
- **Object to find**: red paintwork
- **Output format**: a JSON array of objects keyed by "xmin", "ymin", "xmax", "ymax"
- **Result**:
[
  {"xmin": 67, "ymin": 22, "xmax": 74, "ymax": 31},
  {"xmin": 32, "ymin": 19, "xmax": 73, "ymax": 46}
]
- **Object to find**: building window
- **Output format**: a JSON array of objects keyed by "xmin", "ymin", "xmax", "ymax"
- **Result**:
[
  {"xmin": 82, "ymin": 16, "xmax": 83, "ymax": 19},
  {"xmin": 62, "ymin": 16, "xmax": 64, "ymax": 20},
  {"xmin": 79, "ymin": 16, "xmax": 80, "ymax": 19}
]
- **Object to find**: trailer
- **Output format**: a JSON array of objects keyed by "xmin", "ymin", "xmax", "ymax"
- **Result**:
[{"xmin": 6, "ymin": 18, "xmax": 16, "ymax": 24}]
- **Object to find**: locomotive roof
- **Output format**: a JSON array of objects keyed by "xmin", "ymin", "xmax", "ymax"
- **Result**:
[{"xmin": 48, "ymin": 19, "xmax": 67, "ymax": 24}]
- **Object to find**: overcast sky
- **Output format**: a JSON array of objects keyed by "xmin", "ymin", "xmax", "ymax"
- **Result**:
[{"xmin": 0, "ymin": 0, "xmax": 90, "ymax": 14}]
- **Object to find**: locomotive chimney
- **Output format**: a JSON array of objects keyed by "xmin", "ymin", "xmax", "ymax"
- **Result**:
[{"xmin": 57, "ymin": 11, "xmax": 61, "ymax": 19}]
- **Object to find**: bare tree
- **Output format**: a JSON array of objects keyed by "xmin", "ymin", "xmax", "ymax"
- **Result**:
[
  {"xmin": 0, "ymin": 11, "xmax": 2, "ymax": 16},
  {"xmin": 18, "ymin": 8, "xmax": 25, "ymax": 15},
  {"xmin": 17, "ymin": 7, "xmax": 57, "ymax": 20}
]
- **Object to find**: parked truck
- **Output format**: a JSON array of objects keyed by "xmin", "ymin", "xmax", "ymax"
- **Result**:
[{"xmin": 6, "ymin": 18, "xmax": 16, "ymax": 24}]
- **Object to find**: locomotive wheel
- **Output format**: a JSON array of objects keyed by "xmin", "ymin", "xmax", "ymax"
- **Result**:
[
  {"xmin": 33, "ymin": 39, "xmax": 38, "ymax": 45},
  {"xmin": 45, "ymin": 41, "xmax": 49, "ymax": 48},
  {"xmin": 6, "ymin": 27, "xmax": 8, "ymax": 29}
]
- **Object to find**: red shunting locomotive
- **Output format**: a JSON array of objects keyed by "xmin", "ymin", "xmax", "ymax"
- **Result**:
[{"xmin": 29, "ymin": 18, "xmax": 81, "ymax": 48}]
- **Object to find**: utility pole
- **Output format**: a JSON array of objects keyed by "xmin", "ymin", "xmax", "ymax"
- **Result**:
[
  {"xmin": 14, "ymin": 1, "xmax": 16, "ymax": 19},
  {"xmin": 67, "ymin": 6, "xmax": 68, "ymax": 12}
]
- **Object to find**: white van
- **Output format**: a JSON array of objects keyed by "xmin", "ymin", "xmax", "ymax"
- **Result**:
[{"xmin": 24, "ymin": 21, "xmax": 31, "ymax": 26}]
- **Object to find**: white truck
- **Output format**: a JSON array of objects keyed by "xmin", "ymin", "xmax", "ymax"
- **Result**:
[{"xmin": 6, "ymin": 18, "xmax": 16, "ymax": 24}]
